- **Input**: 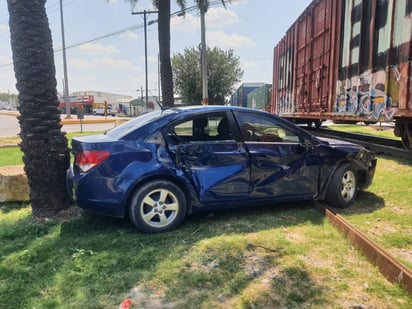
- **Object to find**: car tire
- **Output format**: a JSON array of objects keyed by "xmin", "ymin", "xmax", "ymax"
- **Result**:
[
  {"xmin": 326, "ymin": 163, "xmax": 358, "ymax": 208},
  {"xmin": 129, "ymin": 180, "xmax": 187, "ymax": 233}
]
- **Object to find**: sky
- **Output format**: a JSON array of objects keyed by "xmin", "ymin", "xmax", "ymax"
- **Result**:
[{"xmin": 0, "ymin": 0, "xmax": 312, "ymax": 99}]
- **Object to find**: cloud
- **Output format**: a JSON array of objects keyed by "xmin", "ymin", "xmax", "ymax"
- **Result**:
[
  {"xmin": 241, "ymin": 60, "xmax": 255, "ymax": 69},
  {"xmin": 0, "ymin": 24, "xmax": 8, "ymax": 32},
  {"xmin": 229, "ymin": 0, "xmax": 249, "ymax": 7},
  {"xmin": 70, "ymin": 57, "xmax": 140, "ymax": 71},
  {"xmin": 120, "ymin": 30, "xmax": 138, "ymax": 40},
  {"xmin": 206, "ymin": 7, "xmax": 240, "ymax": 28},
  {"xmin": 207, "ymin": 30, "xmax": 255, "ymax": 49},
  {"xmin": 0, "ymin": 55, "xmax": 11, "ymax": 64},
  {"xmin": 78, "ymin": 43, "xmax": 119, "ymax": 55},
  {"xmin": 139, "ymin": 55, "xmax": 158, "ymax": 64},
  {"xmin": 171, "ymin": 6, "xmax": 240, "ymax": 33},
  {"xmin": 171, "ymin": 13, "xmax": 199, "ymax": 32}
]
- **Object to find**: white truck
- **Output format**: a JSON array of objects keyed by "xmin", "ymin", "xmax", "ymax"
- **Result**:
[{"xmin": 92, "ymin": 107, "xmax": 116, "ymax": 116}]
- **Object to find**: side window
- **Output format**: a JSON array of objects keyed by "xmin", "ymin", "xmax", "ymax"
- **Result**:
[
  {"xmin": 168, "ymin": 113, "xmax": 233, "ymax": 144},
  {"xmin": 237, "ymin": 112, "xmax": 300, "ymax": 143}
]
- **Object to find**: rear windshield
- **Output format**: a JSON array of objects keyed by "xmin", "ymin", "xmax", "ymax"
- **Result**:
[{"xmin": 105, "ymin": 110, "xmax": 164, "ymax": 139}]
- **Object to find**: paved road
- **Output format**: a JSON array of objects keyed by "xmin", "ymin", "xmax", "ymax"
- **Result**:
[{"xmin": 0, "ymin": 113, "xmax": 121, "ymax": 138}]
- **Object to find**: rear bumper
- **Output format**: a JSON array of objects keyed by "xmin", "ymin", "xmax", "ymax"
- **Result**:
[{"xmin": 66, "ymin": 168, "xmax": 125, "ymax": 218}]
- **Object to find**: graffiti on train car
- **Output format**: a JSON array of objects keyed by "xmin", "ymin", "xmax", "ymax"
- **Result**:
[
  {"xmin": 271, "ymin": 0, "xmax": 412, "ymax": 149},
  {"xmin": 335, "ymin": 69, "xmax": 398, "ymax": 122}
]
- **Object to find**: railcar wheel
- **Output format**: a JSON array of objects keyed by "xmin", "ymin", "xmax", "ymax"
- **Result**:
[
  {"xmin": 129, "ymin": 180, "xmax": 187, "ymax": 233},
  {"xmin": 326, "ymin": 163, "xmax": 358, "ymax": 208}
]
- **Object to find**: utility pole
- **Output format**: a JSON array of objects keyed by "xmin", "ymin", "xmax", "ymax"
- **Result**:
[
  {"xmin": 200, "ymin": 0, "xmax": 208, "ymax": 105},
  {"xmin": 158, "ymin": 53, "xmax": 161, "ymax": 103},
  {"xmin": 132, "ymin": 10, "xmax": 158, "ymax": 107},
  {"xmin": 59, "ymin": 0, "xmax": 71, "ymax": 118}
]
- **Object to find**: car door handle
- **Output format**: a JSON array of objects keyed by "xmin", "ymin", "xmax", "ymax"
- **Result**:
[{"xmin": 254, "ymin": 154, "xmax": 268, "ymax": 164}]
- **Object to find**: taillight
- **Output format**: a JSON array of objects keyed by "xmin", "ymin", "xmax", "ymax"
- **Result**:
[{"xmin": 75, "ymin": 150, "xmax": 110, "ymax": 172}]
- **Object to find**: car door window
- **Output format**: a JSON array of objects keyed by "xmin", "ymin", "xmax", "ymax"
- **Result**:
[
  {"xmin": 234, "ymin": 111, "xmax": 317, "ymax": 198},
  {"xmin": 237, "ymin": 112, "xmax": 300, "ymax": 143},
  {"xmin": 166, "ymin": 112, "xmax": 249, "ymax": 202},
  {"xmin": 169, "ymin": 113, "xmax": 233, "ymax": 144}
]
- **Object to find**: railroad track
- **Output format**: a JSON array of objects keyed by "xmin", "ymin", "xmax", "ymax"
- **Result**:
[
  {"xmin": 314, "ymin": 202, "xmax": 412, "ymax": 295},
  {"xmin": 306, "ymin": 127, "xmax": 412, "ymax": 160}
]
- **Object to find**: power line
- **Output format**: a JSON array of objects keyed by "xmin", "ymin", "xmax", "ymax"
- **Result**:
[
  {"xmin": 0, "ymin": 23, "xmax": 146, "ymax": 68},
  {"xmin": 0, "ymin": 0, "xmax": 229, "ymax": 68},
  {"xmin": 54, "ymin": 24, "xmax": 145, "ymax": 52},
  {"xmin": 0, "ymin": 0, "xmax": 76, "ymax": 32}
]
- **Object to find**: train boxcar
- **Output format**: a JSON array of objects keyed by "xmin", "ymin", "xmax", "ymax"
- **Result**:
[
  {"xmin": 271, "ymin": 0, "xmax": 412, "ymax": 149},
  {"xmin": 247, "ymin": 84, "xmax": 272, "ymax": 111},
  {"xmin": 231, "ymin": 83, "xmax": 265, "ymax": 107}
]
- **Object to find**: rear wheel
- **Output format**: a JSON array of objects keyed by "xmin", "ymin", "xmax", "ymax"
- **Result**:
[
  {"xmin": 326, "ymin": 163, "xmax": 358, "ymax": 208},
  {"xmin": 129, "ymin": 180, "xmax": 187, "ymax": 233},
  {"xmin": 401, "ymin": 125, "xmax": 412, "ymax": 150},
  {"xmin": 314, "ymin": 119, "xmax": 322, "ymax": 129}
]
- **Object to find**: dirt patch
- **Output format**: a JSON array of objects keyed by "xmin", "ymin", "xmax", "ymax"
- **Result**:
[
  {"xmin": 123, "ymin": 284, "xmax": 184, "ymax": 309},
  {"xmin": 33, "ymin": 206, "xmax": 84, "ymax": 224}
]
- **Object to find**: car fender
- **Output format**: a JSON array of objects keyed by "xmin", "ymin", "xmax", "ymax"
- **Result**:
[
  {"xmin": 115, "ymin": 143, "xmax": 201, "ymax": 216},
  {"xmin": 119, "ymin": 169, "xmax": 201, "ymax": 216},
  {"xmin": 317, "ymin": 153, "xmax": 362, "ymax": 201}
]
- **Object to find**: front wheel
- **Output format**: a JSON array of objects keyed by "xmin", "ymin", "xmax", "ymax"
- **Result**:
[
  {"xmin": 326, "ymin": 163, "xmax": 358, "ymax": 208},
  {"xmin": 129, "ymin": 180, "xmax": 187, "ymax": 233}
]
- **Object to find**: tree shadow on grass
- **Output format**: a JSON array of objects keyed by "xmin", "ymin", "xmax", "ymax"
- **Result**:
[
  {"xmin": 328, "ymin": 191, "xmax": 385, "ymax": 216},
  {"xmin": 0, "ymin": 201, "xmax": 30, "ymax": 214},
  {"xmin": 5, "ymin": 195, "xmax": 409, "ymax": 308},
  {"xmin": 0, "ymin": 201, "xmax": 333, "ymax": 308}
]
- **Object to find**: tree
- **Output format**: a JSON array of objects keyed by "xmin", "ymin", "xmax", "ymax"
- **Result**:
[
  {"xmin": 0, "ymin": 92, "xmax": 17, "ymax": 104},
  {"xmin": 125, "ymin": 0, "xmax": 230, "ymax": 106},
  {"xmin": 172, "ymin": 46, "xmax": 243, "ymax": 104},
  {"xmin": 7, "ymin": 0, "xmax": 71, "ymax": 216}
]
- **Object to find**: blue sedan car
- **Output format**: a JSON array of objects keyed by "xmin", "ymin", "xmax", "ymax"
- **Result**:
[{"xmin": 67, "ymin": 106, "xmax": 377, "ymax": 233}]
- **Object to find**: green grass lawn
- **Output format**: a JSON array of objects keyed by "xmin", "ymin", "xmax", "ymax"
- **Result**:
[
  {"xmin": 1, "ymin": 202, "xmax": 411, "ymax": 308},
  {"xmin": 327, "ymin": 123, "xmax": 400, "ymax": 140},
  {"xmin": 0, "ymin": 131, "xmax": 102, "ymax": 166},
  {"xmin": 1, "ymin": 131, "xmax": 411, "ymax": 308},
  {"xmin": 334, "ymin": 156, "xmax": 412, "ymax": 270}
]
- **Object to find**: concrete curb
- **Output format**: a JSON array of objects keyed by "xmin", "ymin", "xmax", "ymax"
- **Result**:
[{"xmin": 0, "ymin": 165, "xmax": 29, "ymax": 202}]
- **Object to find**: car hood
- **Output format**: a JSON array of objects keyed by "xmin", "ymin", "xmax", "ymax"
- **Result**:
[{"xmin": 317, "ymin": 137, "xmax": 364, "ymax": 152}]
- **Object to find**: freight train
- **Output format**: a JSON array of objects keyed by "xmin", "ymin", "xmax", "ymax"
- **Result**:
[{"xmin": 271, "ymin": 0, "xmax": 412, "ymax": 149}]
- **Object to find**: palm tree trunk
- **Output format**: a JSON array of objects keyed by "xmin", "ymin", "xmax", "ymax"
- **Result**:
[
  {"xmin": 8, "ymin": 0, "xmax": 71, "ymax": 216},
  {"xmin": 157, "ymin": 0, "xmax": 174, "ymax": 107}
]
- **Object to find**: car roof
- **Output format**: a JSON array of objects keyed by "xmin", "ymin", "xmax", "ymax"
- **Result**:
[
  {"xmin": 105, "ymin": 105, "xmax": 277, "ymax": 140},
  {"xmin": 166, "ymin": 105, "xmax": 269, "ymax": 115}
]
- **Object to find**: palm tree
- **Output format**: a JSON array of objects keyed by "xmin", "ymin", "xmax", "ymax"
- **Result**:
[
  {"xmin": 7, "ymin": 0, "xmax": 71, "ymax": 216},
  {"xmin": 157, "ymin": 0, "xmax": 174, "ymax": 106},
  {"xmin": 126, "ymin": 0, "xmax": 229, "ymax": 107}
]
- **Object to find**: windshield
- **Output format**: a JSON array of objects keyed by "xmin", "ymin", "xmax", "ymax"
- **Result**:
[{"xmin": 105, "ymin": 110, "xmax": 164, "ymax": 139}]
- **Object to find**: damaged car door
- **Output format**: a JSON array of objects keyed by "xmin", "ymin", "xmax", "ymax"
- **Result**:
[{"xmin": 167, "ymin": 112, "xmax": 250, "ymax": 202}]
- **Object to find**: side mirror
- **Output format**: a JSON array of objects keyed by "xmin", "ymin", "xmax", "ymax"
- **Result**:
[{"xmin": 301, "ymin": 138, "xmax": 314, "ymax": 150}]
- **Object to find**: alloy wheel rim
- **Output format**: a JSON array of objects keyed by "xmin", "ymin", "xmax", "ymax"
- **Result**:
[
  {"xmin": 341, "ymin": 170, "xmax": 356, "ymax": 202},
  {"xmin": 140, "ymin": 188, "xmax": 179, "ymax": 228}
]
